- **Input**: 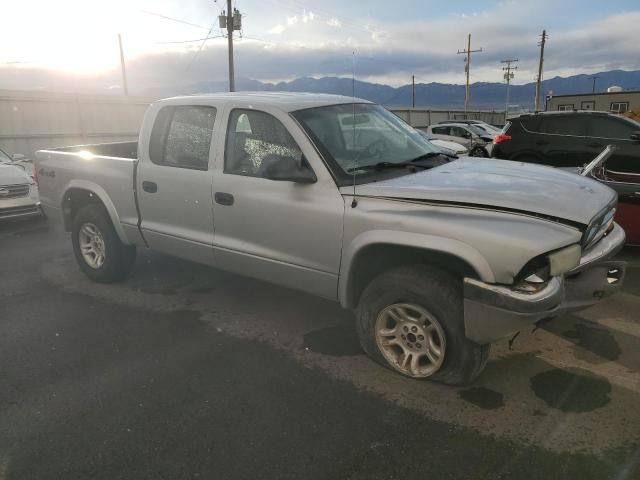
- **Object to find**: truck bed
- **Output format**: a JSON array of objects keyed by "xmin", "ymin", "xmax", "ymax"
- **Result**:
[
  {"xmin": 35, "ymin": 141, "xmax": 141, "ymax": 244},
  {"xmin": 50, "ymin": 141, "xmax": 138, "ymax": 159}
]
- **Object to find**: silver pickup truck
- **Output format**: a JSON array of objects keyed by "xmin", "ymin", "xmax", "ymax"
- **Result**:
[{"xmin": 35, "ymin": 92, "xmax": 626, "ymax": 385}]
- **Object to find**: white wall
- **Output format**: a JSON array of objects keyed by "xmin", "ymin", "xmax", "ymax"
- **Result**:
[{"xmin": 0, "ymin": 90, "xmax": 154, "ymax": 159}]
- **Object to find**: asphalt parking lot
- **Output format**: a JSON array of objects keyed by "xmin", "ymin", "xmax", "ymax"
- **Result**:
[{"xmin": 1, "ymin": 217, "xmax": 639, "ymax": 479}]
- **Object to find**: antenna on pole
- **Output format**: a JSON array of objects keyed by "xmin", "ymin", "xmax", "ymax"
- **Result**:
[
  {"xmin": 590, "ymin": 75, "xmax": 600, "ymax": 93},
  {"xmin": 534, "ymin": 29, "xmax": 547, "ymax": 111},
  {"xmin": 501, "ymin": 58, "xmax": 518, "ymax": 121},
  {"xmin": 351, "ymin": 50, "xmax": 358, "ymax": 208},
  {"xmin": 457, "ymin": 34, "xmax": 482, "ymax": 114}
]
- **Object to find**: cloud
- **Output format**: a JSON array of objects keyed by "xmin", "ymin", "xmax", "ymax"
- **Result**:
[
  {"xmin": 268, "ymin": 24, "xmax": 285, "ymax": 34},
  {"xmin": 1, "ymin": 4, "xmax": 639, "ymax": 93}
]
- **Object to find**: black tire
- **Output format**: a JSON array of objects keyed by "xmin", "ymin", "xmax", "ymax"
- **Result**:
[
  {"xmin": 356, "ymin": 265, "xmax": 490, "ymax": 385},
  {"xmin": 71, "ymin": 204, "xmax": 136, "ymax": 283},
  {"xmin": 470, "ymin": 146, "xmax": 489, "ymax": 157}
]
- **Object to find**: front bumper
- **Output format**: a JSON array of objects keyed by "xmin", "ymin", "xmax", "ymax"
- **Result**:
[
  {"xmin": 0, "ymin": 185, "xmax": 42, "ymax": 220},
  {"xmin": 463, "ymin": 223, "xmax": 626, "ymax": 344}
]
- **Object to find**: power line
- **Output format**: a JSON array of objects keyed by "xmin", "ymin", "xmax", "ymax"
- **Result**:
[{"xmin": 140, "ymin": 10, "xmax": 211, "ymax": 30}]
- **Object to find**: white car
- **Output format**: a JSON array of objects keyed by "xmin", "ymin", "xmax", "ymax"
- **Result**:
[
  {"xmin": 426, "ymin": 123, "xmax": 494, "ymax": 157},
  {"xmin": 418, "ymin": 130, "xmax": 468, "ymax": 155},
  {"xmin": 0, "ymin": 147, "xmax": 42, "ymax": 220}
]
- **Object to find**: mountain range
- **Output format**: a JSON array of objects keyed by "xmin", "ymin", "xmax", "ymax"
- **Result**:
[{"xmin": 150, "ymin": 69, "xmax": 640, "ymax": 110}]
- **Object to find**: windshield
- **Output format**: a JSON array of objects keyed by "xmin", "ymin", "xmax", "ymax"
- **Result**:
[{"xmin": 292, "ymin": 103, "xmax": 441, "ymax": 184}]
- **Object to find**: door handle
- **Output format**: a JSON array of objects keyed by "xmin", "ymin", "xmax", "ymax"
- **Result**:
[
  {"xmin": 142, "ymin": 181, "xmax": 157, "ymax": 193},
  {"xmin": 589, "ymin": 142, "xmax": 604, "ymax": 148},
  {"xmin": 214, "ymin": 192, "xmax": 234, "ymax": 206}
]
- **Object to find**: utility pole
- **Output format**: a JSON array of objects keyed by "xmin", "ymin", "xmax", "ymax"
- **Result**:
[
  {"xmin": 501, "ymin": 59, "xmax": 518, "ymax": 120},
  {"xmin": 118, "ymin": 34, "xmax": 128, "ymax": 96},
  {"xmin": 457, "ymin": 34, "xmax": 483, "ymax": 114},
  {"xmin": 219, "ymin": 2, "xmax": 242, "ymax": 92},
  {"xmin": 411, "ymin": 75, "xmax": 415, "ymax": 108},
  {"xmin": 226, "ymin": 0, "xmax": 235, "ymax": 92},
  {"xmin": 590, "ymin": 75, "xmax": 600, "ymax": 93},
  {"xmin": 534, "ymin": 29, "xmax": 547, "ymax": 111}
]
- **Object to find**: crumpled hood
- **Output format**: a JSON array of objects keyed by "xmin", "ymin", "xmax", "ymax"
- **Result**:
[
  {"xmin": 0, "ymin": 164, "xmax": 30, "ymax": 185},
  {"xmin": 345, "ymin": 158, "xmax": 616, "ymax": 226}
]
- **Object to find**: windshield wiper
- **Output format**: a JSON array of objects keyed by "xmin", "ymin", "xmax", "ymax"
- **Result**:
[
  {"xmin": 408, "ymin": 151, "xmax": 447, "ymax": 162},
  {"xmin": 347, "ymin": 152, "xmax": 446, "ymax": 173}
]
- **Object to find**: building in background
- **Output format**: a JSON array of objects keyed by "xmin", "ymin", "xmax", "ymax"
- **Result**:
[{"xmin": 547, "ymin": 87, "xmax": 640, "ymax": 115}]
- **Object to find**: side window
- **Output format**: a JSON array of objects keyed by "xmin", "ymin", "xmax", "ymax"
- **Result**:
[
  {"xmin": 149, "ymin": 106, "xmax": 216, "ymax": 170},
  {"xmin": 537, "ymin": 115, "xmax": 588, "ymax": 136},
  {"xmin": 610, "ymin": 102, "xmax": 629, "ymax": 114},
  {"xmin": 558, "ymin": 104, "xmax": 574, "ymax": 111},
  {"xmin": 451, "ymin": 126, "xmax": 471, "ymax": 138},
  {"xmin": 224, "ymin": 109, "xmax": 306, "ymax": 178},
  {"xmin": 431, "ymin": 126, "xmax": 449, "ymax": 135},
  {"xmin": 591, "ymin": 116, "xmax": 636, "ymax": 139}
]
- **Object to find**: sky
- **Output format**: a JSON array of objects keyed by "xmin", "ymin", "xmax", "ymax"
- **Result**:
[{"xmin": 1, "ymin": 0, "xmax": 640, "ymax": 93}]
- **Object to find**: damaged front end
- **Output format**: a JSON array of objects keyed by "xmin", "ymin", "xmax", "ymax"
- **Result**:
[{"xmin": 462, "ymin": 222, "xmax": 626, "ymax": 345}]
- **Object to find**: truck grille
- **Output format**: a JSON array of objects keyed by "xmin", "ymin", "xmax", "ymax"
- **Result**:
[{"xmin": 0, "ymin": 183, "xmax": 30, "ymax": 199}]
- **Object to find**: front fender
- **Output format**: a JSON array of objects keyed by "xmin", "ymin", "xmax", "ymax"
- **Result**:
[{"xmin": 338, "ymin": 229, "xmax": 495, "ymax": 307}]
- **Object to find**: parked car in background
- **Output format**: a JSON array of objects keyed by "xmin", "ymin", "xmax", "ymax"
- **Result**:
[
  {"xmin": 438, "ymin": 120, "xmax": 502, "ymax": 136},
  {"xmin": 35, "ymin": 93, "xmax": 625, "ymax": 384},
  {"xmin": 1, "ymin": 146, "xmax": 32, "ymax": 171},
  {"xmin": 492, "ymin": 111, "xmax": 640, "ymax": 244},
  {"xmin": 0, "ymin": 148, "xmax": 42, "ymax": 220},
  {"xmin": 417, "ymin": 130, "xmax": 468, "ymax": 156},
  {"xmin": 426, "ymin": 123, "xmax": 494, "ymax": 157}
]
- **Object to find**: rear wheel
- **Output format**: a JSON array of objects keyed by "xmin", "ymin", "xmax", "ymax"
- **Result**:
[
  {"xmin": 356, "ymin": 265, "xmax": 490, "ymax": 385},
  {"xmin": 71, "ymin": 204, "xmax": 136, "ymax": 282}
]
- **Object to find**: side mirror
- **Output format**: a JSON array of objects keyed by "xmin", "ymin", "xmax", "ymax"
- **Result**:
[
  {"xmin": 260, "ymin": 155, "xmax": 317, "ymax": 184},
  {"xmin": 12, "ymin": 153, "xmax": 26, "ymax": 161},
  {"xmin": 630, "ymin": 132, "xmax": 640, "ymax": 142}
]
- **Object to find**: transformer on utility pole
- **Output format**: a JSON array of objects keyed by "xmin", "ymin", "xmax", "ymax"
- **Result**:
[
  {"xmin": 218, "ymin": 1, "xmax": 242, "ymax": 92},
  {"xmin": 501, "ymin": 58, "xmax": 518, "ymax": 120},
  {"xmin": 534, "ymin": 29, "xmax": 547, "ymax": 111},
  {"xmin": 457, "ymin": 34, "xmax": 483, "ymax": 114}
]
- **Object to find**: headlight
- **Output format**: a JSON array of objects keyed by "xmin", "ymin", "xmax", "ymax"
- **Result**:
[{"xmin": 514, "ymin": 244, "xmax": 581, "ymax": 293}]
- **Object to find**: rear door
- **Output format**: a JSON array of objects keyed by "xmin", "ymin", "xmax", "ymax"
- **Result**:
[
  {"xmin": 137, "ymin": 104, "xmax": 218, "ymax": 265},
  {"xmin": 535, "ymin": 114, "xmax": 590, "ymax": 166},
  {"xmin": 587, "ymin": 115, "xmax": 640, "ymax": 174}
]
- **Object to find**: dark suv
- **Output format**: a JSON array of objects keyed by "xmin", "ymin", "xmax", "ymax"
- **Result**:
[
  {"xmin": 492, "ymin": 110, "xmax": 640, "ymax": 245},
  {"xmin": 492, "ymin": 111, "xmax": 640, "ymax": 172}
]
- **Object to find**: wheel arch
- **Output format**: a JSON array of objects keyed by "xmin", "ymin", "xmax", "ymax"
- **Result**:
[
  {"xmin": 61, "ymin": 180, "xmax": 128, "ymax": 243},
  {"xmin": 339, "ymin": 231, "xmax": 495, "ymax": 309}
]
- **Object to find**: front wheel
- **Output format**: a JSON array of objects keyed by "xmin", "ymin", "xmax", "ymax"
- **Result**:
[
  {"xmin": 356, "ymin": 265, "xmax": 490, "ymax": 385},
  {"xmin": 71, "ymin": 204, "xmax": 136, "ymax": 282}
]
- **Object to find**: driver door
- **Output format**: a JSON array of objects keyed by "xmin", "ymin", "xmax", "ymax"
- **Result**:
[{"xmin": 211, "ymin": 107, "xmax": 344, "ymax": 299}]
